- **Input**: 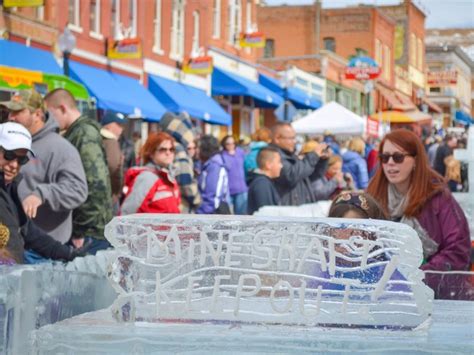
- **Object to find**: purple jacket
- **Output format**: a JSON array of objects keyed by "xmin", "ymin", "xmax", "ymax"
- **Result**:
[
  {"xmin": 196, "ymin": 154, "xmax": 230, "ymax": 214},
  {"xmin": 221, "ymin": 148, "xmax": 248, "ymax": 195},
  {"xmin": 418, "ymin": 189, "xmax": 470, "ymax": 272}
]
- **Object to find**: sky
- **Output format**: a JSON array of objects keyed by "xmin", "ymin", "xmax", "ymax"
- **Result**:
[{"xmin": 264, "ymin": 0, "xmax": 474, "ymax": 29}]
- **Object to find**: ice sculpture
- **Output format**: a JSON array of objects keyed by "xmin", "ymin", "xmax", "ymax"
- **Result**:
[
  {"xmin": 0, "ymin": 251, "xmax": 117, "ymax": 355},
  {"xmin": 105, "ymin": 214, "xmax": 433, "ymax": 329},
  {"xmin": 253, "ymin": 201, "xmax": 332, "ymax": 217}
]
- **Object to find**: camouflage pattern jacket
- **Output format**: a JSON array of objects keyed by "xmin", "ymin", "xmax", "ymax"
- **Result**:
[{"xmin": 64, "ymin": 115, "xmax": 113, "ymax": 240}]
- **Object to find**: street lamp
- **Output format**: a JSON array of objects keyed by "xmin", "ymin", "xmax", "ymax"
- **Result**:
[{"xmin": 58, "ymin": 26, "xmax": 76, "ymax": 77}]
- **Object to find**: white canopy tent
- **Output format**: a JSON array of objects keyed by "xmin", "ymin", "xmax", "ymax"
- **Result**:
[{"xmin": 292, "ymin": 101, "xmax": 366, "ymax": 135}]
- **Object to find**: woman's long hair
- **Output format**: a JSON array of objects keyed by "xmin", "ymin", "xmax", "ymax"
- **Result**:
[{"xmin": 367, "ymin": 129, "xmax": 445, "ymax": 217}]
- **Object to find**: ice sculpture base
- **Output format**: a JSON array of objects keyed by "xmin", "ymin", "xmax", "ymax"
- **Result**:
[{"xmin": 30, "ymin": 300, "xmax": 473, "ymax": 354}]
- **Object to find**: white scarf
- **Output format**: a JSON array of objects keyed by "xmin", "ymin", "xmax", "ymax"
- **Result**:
[{"xmin": 387, "ymin": 184, "xmax": 439, "ymax": 259}]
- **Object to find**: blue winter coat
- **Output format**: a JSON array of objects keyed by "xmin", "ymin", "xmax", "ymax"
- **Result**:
[{"xmin": 342, "ymin": 150, "xmax": 369, "ymax": 190}]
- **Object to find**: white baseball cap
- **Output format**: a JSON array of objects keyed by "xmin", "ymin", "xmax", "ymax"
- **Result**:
[{"xmin": 0, "ymin": 122, "xmax": 35, "ymax": 156}]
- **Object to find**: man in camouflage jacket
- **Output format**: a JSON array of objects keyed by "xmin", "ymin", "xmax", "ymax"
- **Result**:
[{"xmin": 45, "ymin": 89, "xmax": 112, "ymax": 254}]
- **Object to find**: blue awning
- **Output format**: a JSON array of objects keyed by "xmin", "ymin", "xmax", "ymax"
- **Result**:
[
  {"xmin": 212, "ymin": 67, "xmax": 283, "ymax": 108},
  {"xmin": 259, "ymin": 73, "xmax": 322, "ymax": 110},
  {"xmin": 70, "ymin": 61, "xmax": 166, "ymax": 121},
  {"xmin": 0, "ymin": 39, "xmax": 62, "ymax": 74},
  {"xmin": 454, "ymin": 110, "xmax": 474, "ymax": 126},
  {"xmin": 148, "ymin": 75, "xmax": 231, "ymax": 126}
]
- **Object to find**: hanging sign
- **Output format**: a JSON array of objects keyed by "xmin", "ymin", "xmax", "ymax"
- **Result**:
[
  {"xmin": 427, "ymin": 70, "xmax": 457, "ymax": 86},
  {"xmin": 107, "ymin": 38, "xmax": 142, "ymax": 59},
  {"xmin": 239, "ymin": 31, "xmax": 266, "ymax": 48},
  {"xmin": 183, "ymin": 56, "xmax": 213, "ymax": 75},
  {"xmin": 3, "ymin": 0, "xmax": 43, "ymax": 7},
  {"xmin": 345, "ymin": 56, "xmax": 381, "ymax": 80}
]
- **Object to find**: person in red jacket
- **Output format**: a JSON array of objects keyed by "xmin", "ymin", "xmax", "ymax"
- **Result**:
[{"xmin": 121, "ymin": 132, "xmax": 180, "ymax": 214}]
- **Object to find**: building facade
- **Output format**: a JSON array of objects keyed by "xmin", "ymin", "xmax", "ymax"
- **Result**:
[
  {"xmin": 426, "ymin": 45, "xmax": 473, "ymax": 127},
  {"xmin": 1, "ymin": 0, "xmax": 273, "ymax": 137}
]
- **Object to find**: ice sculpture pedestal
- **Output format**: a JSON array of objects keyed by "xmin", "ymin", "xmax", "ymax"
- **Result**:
[{"xmin": 30, "ymin": 300, "xmax": 474, "ymax": 354}]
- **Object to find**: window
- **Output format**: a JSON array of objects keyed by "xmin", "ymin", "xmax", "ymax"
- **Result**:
[
  {"xmin": 355, "ymin": 48, "xmax": 368, "ymax": 57},
  {"xmin": 228, "ymin": 0, "xmax": 242, "ymax": 45},
  {"xmin": 111, "ymin": 0, "xmax": 120, "ymax": 39},
  {"xmin": 410, "ymin": 33, "xmax": 416, "ymax": 67},
  {"xmin": 246, "ymin": 0, "xmax": 252, "ymax": 31},
  {"xmin": 429, "ymin": 87, "xmax": 441, "ymax": 93},
  {"xmin": 36, "ymin": 4, "xmax": 44, "ymax": 21},
  {"xmin": 212, "ymin": 0, "xmax": 221, "ymax": 39},
  {"xmin": 192, "ymin": 11, "xmax": 200, "ymax": 54},
  {"xmin": 383, "ymin": 45, "xmax": 391, "ymax": 81},
  {"xmin": 129, "ymin": 0, "xmax": 137, "ymax": 37},
  {"xmin": 153, "ymin": 0, "xmax": 163, "ymax": 53},
  {"xmin": 417, "ymin": 37, "xmax": 423, "ymax": 70},
  {"xmin": 170, "ymin": 0, "xmax": 185, "ymax": 60},
  {"xmin": 323, "ymin": 37, "xmax": 335, "ymax": 52},
  {"xmin": 68, "ymin": 0, "xmax": 81, "ymax": 29},
  {"xmin": 375, "ymin": 39, "xmax": 382, "ymax": 68},
  {"xmin": 90, "ymin": 0, "xmax": 101, "ymax": 36},
  {"xmin": 263, "ymin": 38, "xmax": 274, "ymax": 58}
]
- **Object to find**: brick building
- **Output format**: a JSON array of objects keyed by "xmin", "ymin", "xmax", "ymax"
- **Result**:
[
  {"xmin": 1, "ymin": 0, "xmax": 280, "ymax": 137},
  {"xmin": 257, "ymin": 2, "xmax": 397, "ymax": 118},
  {"xmin": 426, "ymin": 28, "xmax": 474, "ymax": 120}
]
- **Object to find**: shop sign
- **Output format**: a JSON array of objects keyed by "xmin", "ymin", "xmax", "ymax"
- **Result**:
[
  {"xmin": 0, "ymin": 65, "xmax": 89, "ymax": 100},
  {"xmin": 107, "ymin": 38, "xmax": 142, "ymax": 59},
  {"xmin": 3, "ymin": 0, "xmax": 43, "ymax": 7},
  {"xmin": 239, "ymin": 32, "xmax": 266, "ymax": 48},
  {"xmin": 366, "ymin": 117, "xmax": 380, "ymax": 137},
  {"xmin": 427, "ymin": 70, "xmax": 457, "ymax": 86},
  {"xmin": 183, "ymin": 56, "xmax": 213, "ymax": 75},
  {"xmin": 345, "ymin": 56, "xmax": 381, "ymax": 80},
  {"xmin": 0, "ymin": 66, "xmax": 43, "ymax": 90}
]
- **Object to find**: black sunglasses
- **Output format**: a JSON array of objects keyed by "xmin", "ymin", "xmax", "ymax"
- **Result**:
[
  {"xmin": 378, "ymin": 152, "xmax": 414, "ymax": 164},
  {"xmin": 157, "ymin": 147, "xmax": 176, "ymax": 153},
  {"xmin": 2, "ymin": 149, "xmax": 30, "ymax": 165}
]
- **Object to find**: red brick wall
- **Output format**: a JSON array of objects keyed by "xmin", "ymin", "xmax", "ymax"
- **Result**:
[{"xmin": 257, "ymin": 5, "xmax": 316, "ymax": 58}]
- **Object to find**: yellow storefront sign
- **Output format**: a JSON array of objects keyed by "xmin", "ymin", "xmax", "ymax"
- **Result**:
[
  {"xmin": 3, "ymin": 0, "xmax": 43, "ymax": 7},
  {"xmin": 0, "ymin": 66, "xmax": 43, "ymax": 88}
]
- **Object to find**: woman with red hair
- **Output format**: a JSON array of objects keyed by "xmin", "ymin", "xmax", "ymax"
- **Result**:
[
  {"xmin": 121, "ymin": 132, "xmax": 180, "ymax": 214},
  {"xmin": 367, "ymin": 129, "xmax": 470, "ymax": 277}
]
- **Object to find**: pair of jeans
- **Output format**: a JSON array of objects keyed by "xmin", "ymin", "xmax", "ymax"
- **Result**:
[
  {"xmin": 82, "ymin": 237, "xmax": 112, "ymax": 255},
  {"xmin": 231, "ymin": 192, "xmax": 248, "ymax": 215}
]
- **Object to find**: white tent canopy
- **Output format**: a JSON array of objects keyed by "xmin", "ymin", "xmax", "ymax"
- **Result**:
[{"xmin": 292, "ymin": 101, "xmax": 366, "ymax": 135}]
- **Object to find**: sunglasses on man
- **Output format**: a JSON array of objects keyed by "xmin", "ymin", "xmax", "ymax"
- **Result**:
[
  {"xmin": 378, "ymin": 152, "xmax": 414, "ymax": 164},
  {"xmin": 1, "ymin": 148, "xmax": 30, "ymax": 165}
]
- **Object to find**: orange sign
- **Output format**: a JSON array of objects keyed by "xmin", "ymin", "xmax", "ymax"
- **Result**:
[
  {"xmin": 183, "ymin": 56, "xmax": 213, "ymax": 75},
  {"xmin": 239, "ymin": 32, "xmax": 266, "ymax": 48},
  {"xmin": 107, "ymin": 38, "xmax": 142, "ymax": 59}
]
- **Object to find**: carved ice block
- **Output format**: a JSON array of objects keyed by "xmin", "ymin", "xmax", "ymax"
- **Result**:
[{"xmin": 105, "ymin": 214, "xmax": 433, "ymax": 329}]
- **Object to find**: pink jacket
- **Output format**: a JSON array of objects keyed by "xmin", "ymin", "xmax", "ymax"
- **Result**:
[{"xmin": 417, "ymin": 189, "xmax": 470, "ymax": 272}]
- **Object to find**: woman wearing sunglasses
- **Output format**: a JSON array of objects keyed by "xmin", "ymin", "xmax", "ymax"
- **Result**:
[
  {"xmin": 120, "ymin": 132, "xmax": 180, "ymax": 215},
  {"xmin": 367, "ymin": 129, "xmax": 470, "ymax": 295}
]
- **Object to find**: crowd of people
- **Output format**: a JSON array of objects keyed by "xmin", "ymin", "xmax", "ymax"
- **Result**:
[{"xmin": 0, "ymin": 88, "xmax": 471, "ymax": 297}]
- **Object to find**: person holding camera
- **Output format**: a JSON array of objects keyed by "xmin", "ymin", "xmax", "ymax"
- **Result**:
[{"xmin": 312, "ymin": 155, "xmax": 355, "ymax": 201}]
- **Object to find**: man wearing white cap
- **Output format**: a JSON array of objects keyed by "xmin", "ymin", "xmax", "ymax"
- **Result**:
[{"xmin": 0, "ymin": 122, "xmax": 87, "ymax": 263}]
